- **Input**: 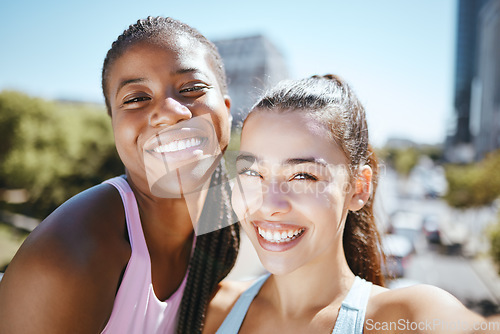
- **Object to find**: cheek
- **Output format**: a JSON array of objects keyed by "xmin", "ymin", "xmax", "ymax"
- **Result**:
[
  {"xmin": 231, "ymin": 179, "xmax": 264, "ymax": 219},
  {"xmin": 231, "ymin": 186, "xmax": 251, "ymax": 222},
  {"xmin": 292, "ymin": 186, "xmax": 345, "ymax": 221},
  {"xmin": 204, "ymin": 98, "xmax": 230, "ymax": 147},
  {"xmin": 112, "ymin": 116, "xmax": 143, "ymax": 165}
]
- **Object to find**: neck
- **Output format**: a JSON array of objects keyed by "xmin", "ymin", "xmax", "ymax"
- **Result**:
[
  {"xmin": 263, "ymin": 241, "xmax": 355, "ymax": 318},
  {"xmin": 126, "ymin": 171, "xmax": 209, "ymax": 254}
]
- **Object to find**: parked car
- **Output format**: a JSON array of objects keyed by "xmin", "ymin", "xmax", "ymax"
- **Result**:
[
  {"xmin": 387, "ymin": 210, "xmax": 423, "ymax": 247},
  {"xmin": 422, "ymin": 214, "xmax": 441, "ymax": 244},
  {"xmin": 382, "ymin": 233, "xmax": 413, "ymax": 278}
]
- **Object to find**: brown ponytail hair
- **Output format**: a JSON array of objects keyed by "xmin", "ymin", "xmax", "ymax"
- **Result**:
[
  {"xmin": 343, "ymin": 145, "xmax": 385, "ymax": 285},
  {"xmin": 250, "ymin": 74, "xmax": 385, "ymax": 286}
]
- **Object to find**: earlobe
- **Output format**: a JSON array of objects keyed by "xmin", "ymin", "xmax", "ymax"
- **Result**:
[
  {"xmin": 224, "ymin": 95, "xmax": 231, "ymax": 113},
  {"xmin": 349, "ymin": 165, "xmax": 372, "ymax": 211},
  {"xmin": 224, "ymin": 95, "xmax": 233, "ymax": 126}
]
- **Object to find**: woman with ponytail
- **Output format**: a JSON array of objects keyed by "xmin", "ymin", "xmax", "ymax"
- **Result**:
[
  {"xmin": 205, "ymin": 75, "xmax": 488, "ymax": 333},
  {"xmin": 0, "ymin": 16, "xmax": 239, "ymax": 334}
]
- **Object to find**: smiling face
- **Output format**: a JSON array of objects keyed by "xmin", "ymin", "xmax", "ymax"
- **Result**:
[
  {"xmin": 106, "ymin": 36, "xmax": 231, "ymax": 196},
  {"xmin": 232, "ymin": 111, "xmax": 366, "ymax": 275}
]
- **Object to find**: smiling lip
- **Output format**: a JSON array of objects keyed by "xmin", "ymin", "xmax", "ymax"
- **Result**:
[
  {"xmin": 143, "ymin": 115, "xmax": 217, "ymax": 156},
  {"xmin": 251, "ymin": 220, "xmax": 306, "ymax": 252},
  {"xmin": 150, "ymin": 136, "xmax": 207, "ymax": 154},
  {"xmin": 143, "ymin": 123, "xmax": 215, "ymax": 162}
]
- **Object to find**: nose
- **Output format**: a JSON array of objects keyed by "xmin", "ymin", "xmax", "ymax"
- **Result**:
[
  {"xmin": 259, "ymin": 181, "xmax": 292, "ymax": 217},
  {"xmin": 150, "ymin": 97, "xmax": 192, "ymax": 127}
]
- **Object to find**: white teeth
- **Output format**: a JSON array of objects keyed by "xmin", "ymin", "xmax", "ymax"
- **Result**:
[
  {"xmin": 257, "ymin": 226, "xmax": 305, "ymax": 243},
  {"xmin": 153, "ymin": 137, "xmax": 202, "ymax": 153}
]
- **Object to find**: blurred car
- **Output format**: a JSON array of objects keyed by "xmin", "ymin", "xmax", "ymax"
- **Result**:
[
  {"xmin": 382, "ymin": 234, "xmax": 414, "ymax": 278},
  {"xmin": 387, "ymin": 210, "xmax": 423, "ymax": 246},
  {"xmin": 422, "ymin": 214, "xmax": 441, "ymax": 244}
]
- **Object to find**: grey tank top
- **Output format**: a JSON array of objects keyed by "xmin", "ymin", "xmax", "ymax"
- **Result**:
[{"xmin": 216, "ymin": 274, "xmax": 372, "ymax": 334}]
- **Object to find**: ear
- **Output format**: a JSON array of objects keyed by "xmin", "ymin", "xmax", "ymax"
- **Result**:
[
  {"xmin": 224, "ymin": 95, "xmax": 232, "ymax": 125},
  {"xmin": 348, "ymin": 165, "xmax": 372, "ymax": 211}
]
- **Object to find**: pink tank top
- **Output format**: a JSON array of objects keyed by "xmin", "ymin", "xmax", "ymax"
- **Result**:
[{"xmin": 101, "ymin": 176, "xmax": 190, "ymax": 334}]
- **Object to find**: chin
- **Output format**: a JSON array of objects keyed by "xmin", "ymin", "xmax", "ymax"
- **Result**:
[
  {"xmin": 255, "ymin": 251, "xmax": 302, "ymax": 276},
  {"xmin": 262, "ymin": 263, "xmax": 300, "ymax": 276},
  {"xmin": 148, "ymin": 155, "xmax": 220, "ymax": 198}
]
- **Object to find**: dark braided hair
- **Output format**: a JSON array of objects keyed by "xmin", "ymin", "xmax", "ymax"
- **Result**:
[
  {"xmin": 250, "ymin": 74, "xmax": 385, "ymax": 286},
  {"xmin": 101, "ymin": 17, "xmax": 240, "ymax": 333},
  {"xmin": 177, "ymin": 161, "xmax": 240, "ymax": 333}
]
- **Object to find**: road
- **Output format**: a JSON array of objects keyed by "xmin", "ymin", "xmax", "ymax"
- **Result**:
[
  {"xmin": 402, "ymin": 233, "xmax": 499, "ymax": 315},
  {"xmin": 379, "ymin": 168, "xmax": 500, "ymax": 316}
]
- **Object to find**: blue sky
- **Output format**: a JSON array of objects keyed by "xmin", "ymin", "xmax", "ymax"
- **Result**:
[{"xmin": 0, "ymin": 0, "xmax": 457, "ymax": 146}]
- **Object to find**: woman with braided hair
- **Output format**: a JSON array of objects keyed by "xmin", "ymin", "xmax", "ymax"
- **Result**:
[
  {"xmin": 0, "ymin": 16, "xmax": 239, "ymax": 333},
  {"xmin": 204, "ymin": 75, "xmax": 490, "ymax": 334}
]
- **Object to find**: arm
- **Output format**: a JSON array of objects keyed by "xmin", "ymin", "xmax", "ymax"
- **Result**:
[
  {"xmin": 0, "ymin": 184, "xmax": 130, "ymax": 334},
  {"xmin": 406, "ymin": 285, "xmax": 485, "ymax": 334},
  {"xmin": 368, "ymin": 284, "xmax": 488, "ymax": 334}
]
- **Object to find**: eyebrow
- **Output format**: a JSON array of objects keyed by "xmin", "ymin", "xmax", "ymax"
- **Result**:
[
  {"xmin": 235, "ymin": 153, "xmax": 256, "ymax": 164},
  {"xmin": 284, "ymin": 157, "xmax": 329, "ymax": 167},
  {"xmin": 115, "ymin": 78, "xmax": 147, "ymax": 98},
  {"xmin": 235, "ymin": 153, "xmax": 328, "ymax": 167},
  {"xmin": 176, "ymin": 67, "xmax": 199, "ymax": 75}
]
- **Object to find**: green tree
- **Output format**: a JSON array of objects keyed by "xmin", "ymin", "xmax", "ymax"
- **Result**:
[
  {"xmin": 394, "ymin": 147, "xmax": 419, "ymax": 177},
  {"xmin": 444, "ymin": 150, "xmax": 500, "ymax": 270},
  {"xmin": 379, "ymin": 146, "xmax": 421, "ymax": 177},
  {"xmin": 444, "ymin": 150, "xmax": 500, "ymax": 208},
  {"xmin": 490, "ymin": 221, "xmax": 500, "ymax": 275},
  {"xmin": 0, "ymin": 91, "xmax": 123, "ymax": 218}
]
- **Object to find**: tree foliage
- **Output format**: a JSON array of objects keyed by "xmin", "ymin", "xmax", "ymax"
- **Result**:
[
  {"xmin": 490, "ymin": 220, "xmax": 500, "ymax": 275},
  {"xmin": 0, "ymin": 90, "xmax": 123, "ymax": 218},
  {"xmin": 377, "ymin": 146, "xmax": 420, "ymax": 177},
  {"xmin": 443, "ymin": 150, "xmax": 500, "ymax": 208}
]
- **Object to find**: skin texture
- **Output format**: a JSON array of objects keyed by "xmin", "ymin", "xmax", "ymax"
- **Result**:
[
  {"xmin": 204, "ymin": 111, "xmax": 489, "ymax": 334},
  {"xmin": 0, "ymin": 36, "xmax": 231, "ymax": 334}
]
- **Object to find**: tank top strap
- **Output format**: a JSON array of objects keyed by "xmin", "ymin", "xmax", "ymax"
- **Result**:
[
  {"xmin": 103, "ymin": 176, "xmax": 148, "ymax": 256},
  {"xmin": 332, "ymin": 276, "xmax": 373, "ymax": 334},
  {"xmin": 216, "ymin": 273, "xmax": 271, "ymax": 334}
]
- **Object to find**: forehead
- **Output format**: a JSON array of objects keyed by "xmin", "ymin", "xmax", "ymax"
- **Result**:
[
  {"xmin": 240, "ymin": 111, "xmax": 347, "ymax": 166},
  {"xmin": 109, "ymin": 36, "xmax": 217, "ymax": 82}
]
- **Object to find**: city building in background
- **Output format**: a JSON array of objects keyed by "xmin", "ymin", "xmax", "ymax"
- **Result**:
[
  {"xmin": 471, "ymin": 0, "xmax": 500, "ymax": 160},
  {"xmin": 214, "ymin": 35, "xmax": 289, "ymax": 129},
  {"xmin": 446, "ymin": 0, "xmax": 500, "ymax": 162}
]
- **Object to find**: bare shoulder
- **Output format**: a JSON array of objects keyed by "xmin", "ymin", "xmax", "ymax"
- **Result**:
[
  {"xmin": 0, "ymin": 182, "xmax": 131, "ymax": 333},
  {"xmin": 203, "ymin": 279, "xmax": 254, "ymax": 334},
  {"xmin": 366, "ymin": 284, "xmax": 485, "ymax": 334}
]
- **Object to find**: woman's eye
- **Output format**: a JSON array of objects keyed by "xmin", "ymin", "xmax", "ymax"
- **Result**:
[
  {"xmin": 291, "ymin": 173, "xmax": 318, "ymax": 181},
  {"xmin": 238, "ymin": 168, "xmax": 261, "ymax": 178},
  {"xmin": 180, "ymin": 84, "xmax": 212, "ymax": 94},
  {"xmin": 123, "ymin": 96, "xmax": 150, "ymax": 104}
]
